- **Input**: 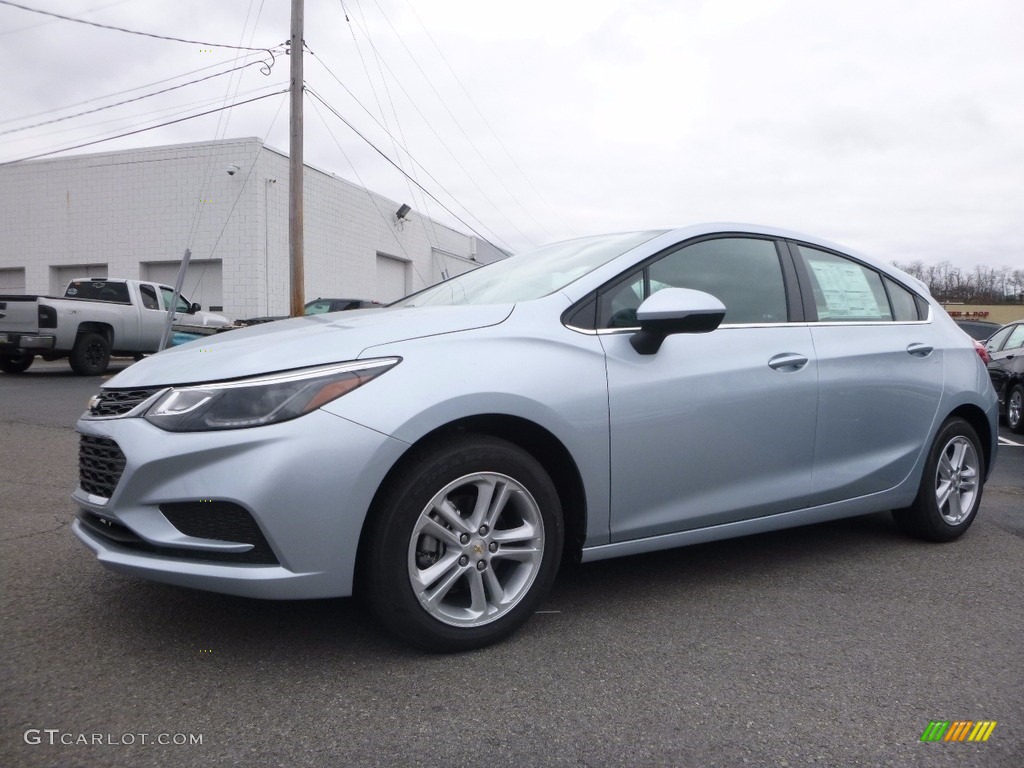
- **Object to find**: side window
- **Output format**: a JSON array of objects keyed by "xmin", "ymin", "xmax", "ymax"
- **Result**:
[
  {"xmin": 985, "ymin": 325, "xmax": 1014, "ymax": 354},
  {"xmin": 598, "ymin": 273, "xmax": 645, "ymax": 328},
  {"xmin": 160, "ymin": 287, "xmax": 190, "ymax": 313},
  {"xmin": 1004, "ymin": 325, "xmax": 1024, "ymax": 352},
  {"xmin": 305, "ymin": 300, "xmax": 333, "ymax": 315},
  {"xmin": 883, "ymin": 277, "xmax": 920, "ymax": 321},
  {"xmin": 797, "ymin": 246, "xmax": 892, "ymax": 322},
  {"xmin": 139, "ymin": 284, "xmax": 160, "ymax": 310},
  {"xmin": 596, "ymin": 238, "xmax": 787, "ymax": 328}
]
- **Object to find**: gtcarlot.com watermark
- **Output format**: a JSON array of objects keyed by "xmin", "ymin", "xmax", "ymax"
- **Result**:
[{"xmin": 24, "ymin": 729, "xmax": 203, "ymax": 747}]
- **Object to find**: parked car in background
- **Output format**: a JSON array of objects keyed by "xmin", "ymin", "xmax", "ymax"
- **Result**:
[
  {"xmin": 954, "ymin": 318, "xmax": 1000, "ymax": 341},
  {"xmin": 72, "ymin": 224, "xmax": 999, "ymax": 652},
  {"xmin": 0, "ymin": 278, "xmax": 230, "ymax": 375},
  {"xmin": 237, "ymin": 298, "xmax": 379, "ymax": 326},
  {"xmin": 984, "ymin": 319, "xmax": 1024, "ymax": 432}
]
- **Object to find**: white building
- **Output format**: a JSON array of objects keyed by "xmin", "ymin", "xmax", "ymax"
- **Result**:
[{"xmin": 0, "ymin": 138, "xmax": 505, "ymax": 321}]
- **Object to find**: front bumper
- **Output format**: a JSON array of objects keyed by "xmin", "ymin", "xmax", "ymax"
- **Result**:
[{"xmin": 72, "ymin": 408, "xmax": 409, "ymax": 599}]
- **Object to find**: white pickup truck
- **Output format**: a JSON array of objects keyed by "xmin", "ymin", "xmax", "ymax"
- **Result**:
[{"xmin": 0, "ymin": 278, "xmax": 231, "ymax": 375}]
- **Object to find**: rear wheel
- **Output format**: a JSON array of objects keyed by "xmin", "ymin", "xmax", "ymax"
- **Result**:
[
  {"xmin": 69, "ymin": 332, "xmax": 110, "ymax": 376},
  {"xmin": 892, "ymin": 417, "xmax": 984, "ymax": 542},
  {"xmin": 362, "ymin": 435, "xmax": 563, "ymax": 652},
  {"xmin": 0, "ymin": 352, "xmax": 34, "ymax": 374},
  {"xmin": 1007, "ymin": 384, "xmax": 1024, "ymax": 434}
]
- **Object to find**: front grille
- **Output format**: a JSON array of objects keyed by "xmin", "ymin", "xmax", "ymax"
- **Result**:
[
  {"xmin": 79, "ymin": 435, "xmax": 126, "ymax": 498},
  {"xmin": 89, "ymin": 387, "xmax": 162, "ymax": 417}
]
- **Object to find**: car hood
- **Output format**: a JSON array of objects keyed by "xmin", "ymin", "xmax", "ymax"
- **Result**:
[{"xmin": 106, "ymin": 304, "xmax": 514, "ymax": 387}]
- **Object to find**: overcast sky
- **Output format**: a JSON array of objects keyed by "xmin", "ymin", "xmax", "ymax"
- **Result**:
[{"xmin": 1, "ymin": 0, "xmax": 1022, "ymax": 268}]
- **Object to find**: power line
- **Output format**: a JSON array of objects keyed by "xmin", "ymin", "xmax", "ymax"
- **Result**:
[
  {"xmin": 328, "ymin": 7, "xmax": 537, "ymax": 249},
  {"xmin": 337, "ymin": 2, "xmax": 445, "ymax": 275},
  {"xmin": 0, "ymin": 51, "xmax": 270, "ymax": 126},
  {"xmin": 0, "ymin": 0, "xmax": 278, "ymax": 53},
  {"xmin": 308, "ymin": 95, "xmax": 432, "ymax": 292},
  {"xmin": 308, "ymin": 49, "xmax": 516, "ymax": 252},
  {"xmin": 401, "ymin": 0, "xmax": 572, "ymax": 237},
  {"xmin": 0, "ymin": 90, "xmax": 288, "ymax": 166},
  {"xmin": 0, "ymin": 0, "xmax": 133, "ymax": 37},
  {"xmin": 0, "ymin": 59, "xmax": 274, "ymax": 137},
  {"xmin": 306, "ymin": 87, "xmax": 514, "ymax": 254},
  {"xmin": 370, "ymin": 0, "xmax": 557, "ymax": 244},
  {"xmin": 1, "ymin": 81, "xmax": 287, "ymax": 148}
]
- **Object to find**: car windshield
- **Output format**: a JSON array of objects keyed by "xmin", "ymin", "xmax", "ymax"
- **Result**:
[{"xmin": 393, "ymin": 230, "xmax": 668, "ymax": 307}]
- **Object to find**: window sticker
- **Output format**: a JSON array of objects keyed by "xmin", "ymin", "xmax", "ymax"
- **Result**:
[{"xmin": 808, "ymin": 260, "xmax": 884, "ymax": 319}]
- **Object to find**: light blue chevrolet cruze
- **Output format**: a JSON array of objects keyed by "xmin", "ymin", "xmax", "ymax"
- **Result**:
[{"xmin": 73, "ymin": 224, "xmax": 999, "ymax": 651}]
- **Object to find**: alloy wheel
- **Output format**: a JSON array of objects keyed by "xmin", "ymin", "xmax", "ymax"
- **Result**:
[
  {"xmin": 407, "ymin": 472, "xmax": 545, "ymax": 628},
  {"xmin": 934, "ymin": 435, "xmax": 979, "ymax": 526}
]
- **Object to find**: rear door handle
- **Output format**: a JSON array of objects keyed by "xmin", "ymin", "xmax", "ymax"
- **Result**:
[
  {"xmin": 907, "ymin": 343, "xmax": 933, "ymax": 357},
  {"xmin": 768, "ymin": 353, "xmax": 809, "ymax": 371}
]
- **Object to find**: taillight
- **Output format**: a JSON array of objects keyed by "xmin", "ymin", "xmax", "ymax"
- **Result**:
[
  {"xmin": 38, "ymin": 304, "xmax": 57, "ymax": 329},
  {"xmin": 973, "ymin": 339, "xmax": 989, "ymax": 364}
]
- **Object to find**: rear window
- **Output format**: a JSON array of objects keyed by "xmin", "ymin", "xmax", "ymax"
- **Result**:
[{"xmin": 65, "ymin": 280, "xmax": 130, "ymax": 304}]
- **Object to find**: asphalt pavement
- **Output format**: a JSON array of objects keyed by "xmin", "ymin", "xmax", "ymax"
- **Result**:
[{"xmin": 1, "ymin": 360, "xmax": 1022, "ymax": 767}]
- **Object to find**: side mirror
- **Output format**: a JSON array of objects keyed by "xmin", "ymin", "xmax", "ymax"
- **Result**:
[
  {"xmin": 630, "ymin": 288, "xmax": 726, "ymax": 355},
  {"xmin": 189, "ymin": 302, "xmax": 201, "ymax": 314}
]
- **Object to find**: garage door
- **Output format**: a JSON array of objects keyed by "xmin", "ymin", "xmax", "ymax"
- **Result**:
[
  {"xmin": 375, "ymin": 255, "xmax": 409, "ymax": 303},
  {"xmin": 142, "ymin": 260, "xmax": 223, "ymax": 312},
  {"xmin": 50, "ymin": 264, "xmax": 107, "ymax": 295},
  {"xmin": 0, "ymin": 267, "xmax": 26, "ymax": 294}
]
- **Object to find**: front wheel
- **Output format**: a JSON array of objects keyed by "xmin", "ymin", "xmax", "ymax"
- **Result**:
[
  {"xmin": 892, "ymin": 417, "xmax": 984, "ymax": 542},
  {"xmin": 1007, "ymin": 383, "xmax": 1024, "ymax": 434},
  {"xmin": 0, "ymin": 352, "xmax": 34, "ymax": 374},
  {"xmin": 362, "ymin": 435, "xmax": 563, "ymax": 652}
]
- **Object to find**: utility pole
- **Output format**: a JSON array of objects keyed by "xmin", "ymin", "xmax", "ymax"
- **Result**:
[{"xmin": 289, "ymin": 0, "xmax": 304, "ymax": 317}]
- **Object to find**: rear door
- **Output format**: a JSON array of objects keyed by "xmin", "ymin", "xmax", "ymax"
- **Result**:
[
  {"xmin": 985, "ymin": 323, "xmax": 1024, "ymax": 409},
  {"xmin": 790, "ymin": 243, "xmax": 944, "ymax": 503},
  {"xmin": 599, "ymin": 236, "xmax": 819, "ymax": 541}
]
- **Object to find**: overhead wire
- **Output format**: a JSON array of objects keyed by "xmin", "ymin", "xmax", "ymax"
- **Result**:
[
  {"xmin": 0, "ymin": 0, "xmax": 275, "ymax": 53},
  {"xmin": 338, "ymin": 0, "xmax": 445, "ymax": 275},
  {"xmin": 0, "ymin": 90, "xmax": 288, "ymax": 166},
  {"xmin": 0, "ymin": 50, "xmax": 273, "ymax": 126},
  {"xmin": 0, "ymin": 0, "xmax": 134, "ymax": 37},
  {"xmin": 327, "ymin": 5, "xmax": 535, "ymax": 249},
  {"xmin": 308, "ymin": 48, "xmax": 515, "ymax": 253},
  {"xmin": 0, "ymin": 80, "xmax": 288, "ymax": 149},
  {"xmin": 401, "ymin": 0, "xmax": 572, "ymax": 237},
  {"xmin": 306, "ymin": 87, "xmax": 514, "ymax": 254},
  {"xmin": 0, "ymin": 59, "xmax": 278, "ymax": 137},
  {"xmin": 308, "ymin": 93, "xmax": 434, "ymax": 291},
  {"xmin": 371, "ymin": 0, "xmax": 556, "ymax": 244}
]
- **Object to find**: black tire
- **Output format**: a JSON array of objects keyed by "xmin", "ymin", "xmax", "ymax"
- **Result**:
[
  {"xmin": 0, "ymin": 352, "xmax": 35, "ymax": 374},
  {"xmin": 1007, "ymin": 383, "xmax": 1024, "ymax": 434},
  {"xmin": 892, "ymin": 417, "xmax": 984, "ymax": 542},
  {"xmin": 69, "ymin": 332, "xmax": 110, "ymax": 376},
  {"xmin": 361, "ymin": 435, "xmax": 563, "ymax": 652}
]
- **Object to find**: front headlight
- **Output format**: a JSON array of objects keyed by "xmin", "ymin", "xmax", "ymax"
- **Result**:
[{"xmin": 143, "ymin": 358, "xmax": 400, "ymax": 432}]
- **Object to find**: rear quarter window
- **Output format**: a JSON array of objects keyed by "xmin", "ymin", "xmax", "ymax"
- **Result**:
[{"xmin": 65, "ymin": 281, "xmax": 130, "ymax": 303}]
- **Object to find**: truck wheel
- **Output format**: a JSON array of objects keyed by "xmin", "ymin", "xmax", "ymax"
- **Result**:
[
  {"xmin": 0, "ymin": 352, "xmax": 34, "ymax": 374},
  {"xmin": 69, "ymin": 333, "xmax": 110, "ymax": 376}
]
